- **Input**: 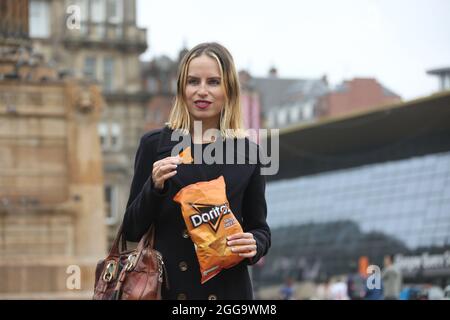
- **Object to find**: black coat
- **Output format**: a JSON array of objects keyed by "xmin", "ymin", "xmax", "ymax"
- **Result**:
[{"xmin": 122, "ymin": 126, "xmax": 271, "ymax": 300}]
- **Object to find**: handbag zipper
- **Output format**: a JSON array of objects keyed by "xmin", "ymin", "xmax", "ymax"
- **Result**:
[
  {"xmin": 155, "ymin": 252, "xmax": 164, "ymax": 282},
  {"xmin": 155, "ymin": 251, "xmax": 170, "ymax": 289}
]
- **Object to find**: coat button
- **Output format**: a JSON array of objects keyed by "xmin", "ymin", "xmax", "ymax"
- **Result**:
[
  {"xmin": 182, "ymin": 229, "xmax": 189, "ymax": 239},
  {"xmin": 177, "ymin": 293, "xmax": 187, "ymax": 300},
  {"xmin": 179, "ymin": 261, "xmax": 188, "ymax": 271},
  {"xmin": 208, "ymin": 294, "xmax": 217, "ymax": 300}
]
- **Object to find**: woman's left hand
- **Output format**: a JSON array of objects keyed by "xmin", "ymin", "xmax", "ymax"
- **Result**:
[{"xmin": 227, "ymin": 232, "xmax": 257, "ymax": 258}]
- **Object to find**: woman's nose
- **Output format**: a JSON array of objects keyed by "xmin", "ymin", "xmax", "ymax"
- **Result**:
[{"xmin": 197, "ymin": 83, "xmax": 208, "ymax": 96}]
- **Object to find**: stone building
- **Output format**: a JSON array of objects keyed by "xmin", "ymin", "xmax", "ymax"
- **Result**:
[
  {"xmin": 0, "ymin": 0, "xmax": 106, "ymax": 298},
  {"xmin": 28, "ymin": 0, "xmax": 148, "ymax": 242}
]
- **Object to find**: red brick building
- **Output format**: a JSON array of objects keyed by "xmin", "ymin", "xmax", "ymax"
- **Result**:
[{"xmin": 319, "ymin": 78, "xmax": 402, "ymax": 118}]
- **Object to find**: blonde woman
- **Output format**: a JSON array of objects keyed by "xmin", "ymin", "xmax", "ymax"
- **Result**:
[{"xmin": 123, "ymin": 42, "xmax": 270, "ymax": 300}]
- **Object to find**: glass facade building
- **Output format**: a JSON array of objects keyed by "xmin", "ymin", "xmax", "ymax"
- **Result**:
[
  {"xmin": 268, "ymin": 151, "xmax": 450, "ymax": 249},
  {"xmin": 257, "ymin": 92, "xmax": 450, "ymax": 288}
]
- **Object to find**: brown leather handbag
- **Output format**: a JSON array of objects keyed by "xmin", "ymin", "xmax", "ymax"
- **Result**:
[{"xmin": 93, "ymin": 224, "xmax": 168, "ymax": 300}]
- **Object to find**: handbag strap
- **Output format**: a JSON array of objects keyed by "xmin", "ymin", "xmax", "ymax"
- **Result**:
[
  {"xmin": 136, "ymin": 224, "xmax": 156, "ymax": 251},
  {"xmin": 108, "ymin": 223, "xmax": 124, "ymax": 256},
  {"xmin": 109, "ymin": 128, "xmax": 169, "ymax": 256},
  {"xmin": 107, "ymin": 222, "xmax": 156, "ymax": 256}
]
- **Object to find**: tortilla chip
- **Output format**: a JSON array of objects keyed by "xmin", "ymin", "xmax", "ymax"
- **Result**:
[{"xmin": 179, "ymin": 147, "xmax": 193, "ymax": 164}]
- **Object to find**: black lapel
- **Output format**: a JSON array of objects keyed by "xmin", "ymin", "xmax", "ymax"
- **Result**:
[{"xmin": 156, "ymin": 126, "xmax": 189, "ymax": 157}]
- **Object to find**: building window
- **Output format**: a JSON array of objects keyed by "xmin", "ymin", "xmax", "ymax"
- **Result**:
[
  {"xmin": 84, "ymin": 57, "xmax": 97, "ymax": 80},
  {"xmin": 98, "ymin": 122, "xmax": 121, "ymax": 150},
  {"xmin": 104, "ymin": 185, "xmax": 118, "ymax": 225},
  {"xmin": 98, "ymin": 123, "xmax": 108, "ymax": 149},
  {"xmin": 71, "ymin": 0, "xmax": 88, "ymax": 21},
  {"xmin": 29, "ymin": 0, "xmax": 50, "ymax": 38},
  {"xmin": 69, "ymin": 0, "xmax": 88, "ymax": 35},
  {"xmin": 103, "ymin": 57, "xmax": 115, "ymax": 92},
  {"xmin": 72, "ymin": 0, "xmax": 87, "ymax": 16},
  {"xmin": 110, "ymin": 123, "xmax": 122, "ymax": 149},
  {"xmin": 90, "ymin": 0, "xmax": 106, "ymax": 22},
  {"xmin": 106, "ymin": 0, "xmax": 123, "ymax": 24}
]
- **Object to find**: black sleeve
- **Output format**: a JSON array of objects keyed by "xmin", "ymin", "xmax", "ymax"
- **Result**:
[
  {"xmin": 122, "ymin": 134, "xmax": 170, "ymax": 242},
  {"xmin": 241, "ymin": 161, "xmax": 271, "ymax": 266}
]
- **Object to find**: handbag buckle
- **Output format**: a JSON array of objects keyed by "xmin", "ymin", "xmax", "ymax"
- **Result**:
[
  {"xmin": 102, "ymin": 261, "xmax": 117, "ymax": 282},
  {"xmin": 125, "ymin": 253, "xmax": 138, "ymax": 271}
]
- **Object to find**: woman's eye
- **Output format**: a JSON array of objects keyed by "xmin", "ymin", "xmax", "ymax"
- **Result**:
[{"xmin": 187, "ymin": 79, "xmax": 220, "ymax": 85}]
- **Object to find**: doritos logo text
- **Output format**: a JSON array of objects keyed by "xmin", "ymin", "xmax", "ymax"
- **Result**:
[{"xmin": 189, "ymin": 203, "xmax": 231, "ymax": 231}]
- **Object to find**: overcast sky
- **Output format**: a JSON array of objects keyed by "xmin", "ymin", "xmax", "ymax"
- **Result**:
[{"xmin": 137, "ymin": 0, "xmax": 450, "ymax": 100}]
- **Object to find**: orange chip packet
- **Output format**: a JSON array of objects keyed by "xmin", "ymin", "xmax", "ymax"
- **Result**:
[
  {"xmin": 173, "ymin": 175, "xmax": 244, "ymax": 283},
  {"xmin": 179, "ymin": 147, "xmax": 193, "ymax": 164}
]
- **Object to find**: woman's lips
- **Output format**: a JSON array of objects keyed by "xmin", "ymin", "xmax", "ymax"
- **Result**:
[{"xmin": 194, "ymin": 101, "xmax": 212, "ymax": 109}]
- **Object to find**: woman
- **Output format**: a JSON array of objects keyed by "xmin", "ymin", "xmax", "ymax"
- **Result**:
[{"xmin": 123, "ymin": 42, "xmax": 270, "ymax": 300}]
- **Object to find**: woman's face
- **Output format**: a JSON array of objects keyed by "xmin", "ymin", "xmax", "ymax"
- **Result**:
[{"xmin": 185, "ymin": 54, "xmax": 226, "ymax": 128}]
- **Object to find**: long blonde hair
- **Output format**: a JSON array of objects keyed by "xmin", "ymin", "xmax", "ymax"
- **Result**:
[{"xmin": 167, "ymin": 42, "xmax": 247, "ymax": 139}]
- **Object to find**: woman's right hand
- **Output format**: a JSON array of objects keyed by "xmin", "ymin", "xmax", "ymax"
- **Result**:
[{"xmin": 152, "ymin": 156, "xmax": 181, "ymax": 190}]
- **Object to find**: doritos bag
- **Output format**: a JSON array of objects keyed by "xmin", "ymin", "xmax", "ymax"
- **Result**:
[{"xmin": 173, "ymin": 175, "xmax": 244, "ymax": 283}]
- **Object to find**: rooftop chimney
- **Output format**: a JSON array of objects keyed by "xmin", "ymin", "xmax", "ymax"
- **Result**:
[{"xmin": 269, "ymin": 66, "xmax": 278, "ymax": 78}]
